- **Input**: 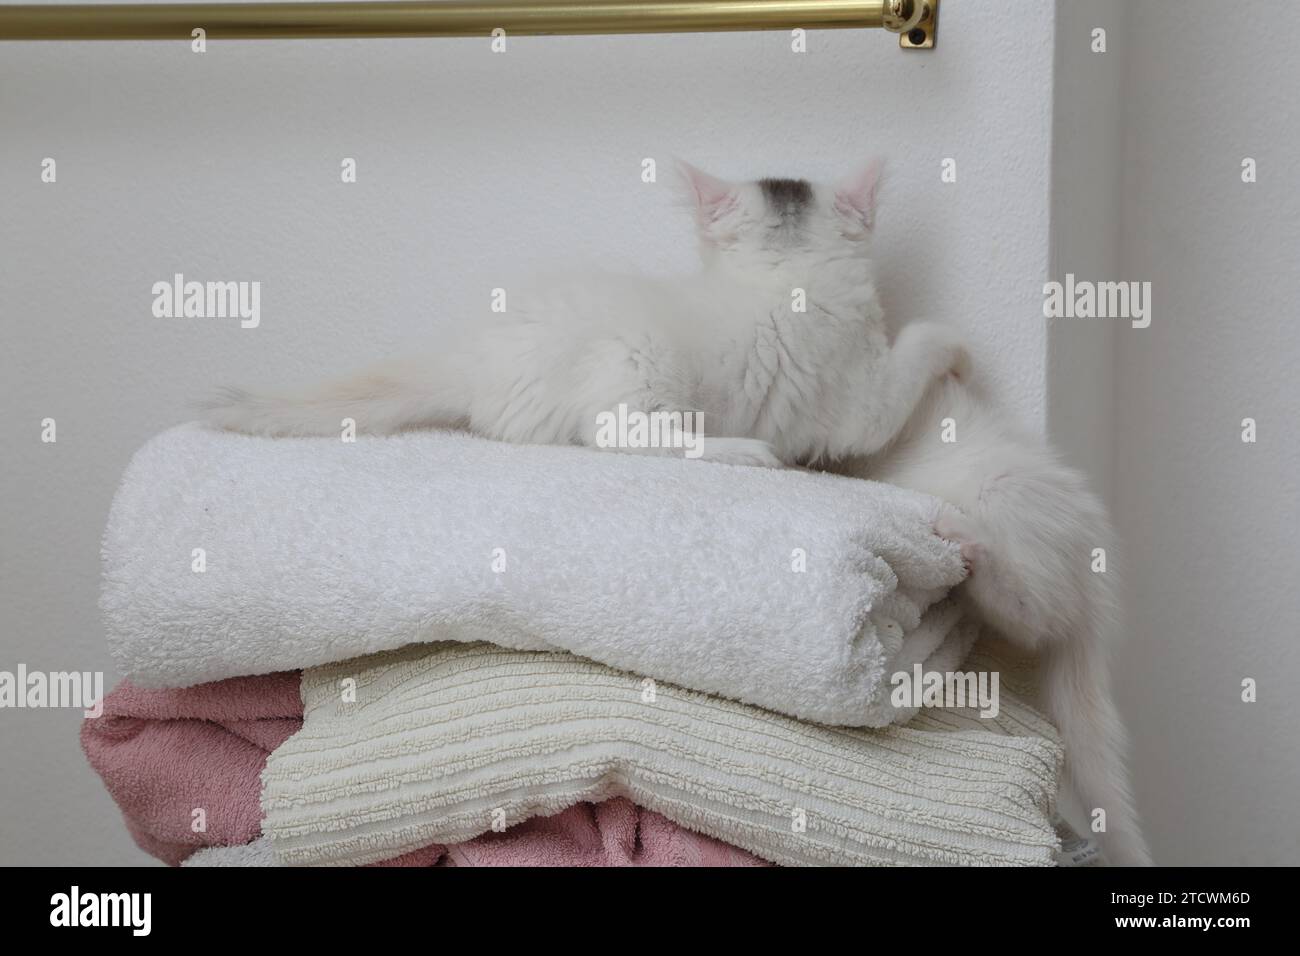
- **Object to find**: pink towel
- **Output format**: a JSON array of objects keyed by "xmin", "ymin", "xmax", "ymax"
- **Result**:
[
  {"xmin": 83, "ymin": 677, "xmax": 765, "ymax": 867},
  {"xmin": 81, "ymin": 673, "xmax": 302, "ymax": 865},
  {"xmin": 448, "ymin": 799, "xmax": 766, "ymax": 867}
]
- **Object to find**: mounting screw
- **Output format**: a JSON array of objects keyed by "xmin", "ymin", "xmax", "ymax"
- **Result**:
[{"xmin": 899, "ymin": 0, "xmax": 938, "ymax": 50}]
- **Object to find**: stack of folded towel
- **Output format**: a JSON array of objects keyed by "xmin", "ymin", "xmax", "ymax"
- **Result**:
[{"xmin": 84, "ymin": 424, "xmax": 1065, "ymax": 866}]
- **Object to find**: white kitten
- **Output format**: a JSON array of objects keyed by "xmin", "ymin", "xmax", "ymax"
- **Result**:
[
  {"xmin": 203, "ymin": 161, "xmax": 966, "ymax": 466},
  {"xmin": 838, "ymin": 373, "xmax": 1153, "ymax": 866}
]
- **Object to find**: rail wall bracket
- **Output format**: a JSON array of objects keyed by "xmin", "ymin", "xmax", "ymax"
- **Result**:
[{"xmin": 885, "ymin": 0, "xmax": 938, "ymax": 50}]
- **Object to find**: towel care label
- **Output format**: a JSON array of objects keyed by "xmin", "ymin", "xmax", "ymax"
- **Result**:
[{"xmin": 1054, "ymin": 818, "xmax": 1104, "ymax": 867}]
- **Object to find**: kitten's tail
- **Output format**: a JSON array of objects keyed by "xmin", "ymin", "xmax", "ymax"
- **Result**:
[
  {"xmin": 1040, "ymin": 624, "xmax": 1153, "ymax": 867},
  {"xmin": 201, "ymin": 354, "xmax": 472, "ymax": 437},
  {"xmin": 949, "ymin": 447, "xmax": 1152, "ymax": 866}
]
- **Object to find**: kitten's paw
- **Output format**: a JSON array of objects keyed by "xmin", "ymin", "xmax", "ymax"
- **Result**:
[
  {"xmin": 933, "ymin": 504, "xmax": 973, "ymax": 540},
  {"xmin": 934, "ymin": 505, "xmax": 984, "ymax": 574},
  {"xmin": 697, "ymin": 437, "xmax": 784, "ymax": 468},
  {"xmin": 932, "ymin": 333, "xmax": 971, "ymax": 382},
  {"xmin": 907, "ymin": 321, "xmax": 972, "ymax": 381},
  {"xmin": 944, "ymin": 342, "xmax": 972, "ymax": 382},
  {"xmin": 957, "ymin": 540, "xmax": 985, "ymax": 572}
]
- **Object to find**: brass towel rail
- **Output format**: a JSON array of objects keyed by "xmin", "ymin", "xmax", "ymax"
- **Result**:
[{"xmin": 0, "ymin": 0, "xmax": 938, "ymax": 48}]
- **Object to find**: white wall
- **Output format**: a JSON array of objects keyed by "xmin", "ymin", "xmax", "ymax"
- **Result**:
[
  {"xmin": 1105, "ymin": 1, "xmax": 1300, "ymax": 866},
  {"xmin": 1047, "ymin": 0, "xmax": 1125, "ymax": 505},
  {"xmin": 1041, "ymin": 0, "xmax": 1128, "ymax": 843},
  {"xmin": 0, "ymin": 2, "xmax": 1058, "ymax": 865},
  {"xmin": 1048, "ymin": 0, "xmax": 1300, "ymax": 867}
]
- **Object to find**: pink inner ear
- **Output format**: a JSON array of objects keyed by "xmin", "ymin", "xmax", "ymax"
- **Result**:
[
  {"xmin": 835, "ymin": 158, "xmax": 884, "ymax": 229},
  {"xmin": 677, "ymin": 161, "xmax": 736, "ymax": 220}
]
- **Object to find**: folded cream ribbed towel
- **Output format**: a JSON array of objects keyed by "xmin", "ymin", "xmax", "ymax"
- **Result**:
[
  {"xmin": 102, "ymin": 424, "xmax": 968, "ymax": 725},
  {"xmin": 262, "ymin": 641, "xmax": 1063, "ymax": 867}
]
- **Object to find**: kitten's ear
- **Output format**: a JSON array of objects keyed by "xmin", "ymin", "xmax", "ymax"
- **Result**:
[
  {"xmin": 835, "ymin": 158, "xmax": 885, "ymax": 231},
  {"xmin": 675, "ymin": 159, "xmax": 737, "ymax": 224}
]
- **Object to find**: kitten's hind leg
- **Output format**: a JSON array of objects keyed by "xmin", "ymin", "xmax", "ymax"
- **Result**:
[
  {"xmin": 934, "ymin": 501, "xmax": 1052, "ymax": 652},
  {"xmin": 578, "ymin": 341, "xmax": 782, "ymax": 467},
  {"xmin": 584, "ymin": 409, "xmax": 782, "ymax": 467},
  {"xmin": 581, "ymin": 391, "xmax": 781, "ymax": 468}
]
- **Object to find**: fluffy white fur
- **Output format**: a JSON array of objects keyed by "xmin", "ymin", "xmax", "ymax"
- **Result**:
[
  {"xmin": 203, "ymin": 161, "xmax": 966, "ymax": 466},
  {"xmin": 837, "ymin": 374, "xmax": 1153, "ymax": 866}
]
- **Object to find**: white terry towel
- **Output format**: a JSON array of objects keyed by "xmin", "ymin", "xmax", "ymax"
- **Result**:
[{"xmin": 101, "ymin": 424, "xmax": 968, "ymax": 725}]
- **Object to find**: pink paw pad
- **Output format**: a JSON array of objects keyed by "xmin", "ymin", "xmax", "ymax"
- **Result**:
[
  {"xmin": 934, "ymin": 510, "xmax": 983, "ymax": 574},
  {"xmin": 958, "ymin": 540, "xmax": 985, "ymax": 572}
]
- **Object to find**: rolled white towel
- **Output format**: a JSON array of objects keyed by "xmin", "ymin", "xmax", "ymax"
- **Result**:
[{"xmin": 101, "ymin": 423, "xmax": 968, "ymax": 725}]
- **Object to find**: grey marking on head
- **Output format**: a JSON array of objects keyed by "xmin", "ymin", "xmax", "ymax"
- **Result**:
[{"xmin": 758, "ymin": 178, "xmax": 814, "ymax": 228}]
